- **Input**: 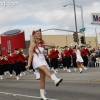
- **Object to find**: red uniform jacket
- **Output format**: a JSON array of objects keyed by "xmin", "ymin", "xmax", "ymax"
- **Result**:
[
  {"xmin": 19, "ymin": 52, "xmax": 26, "ymax": 63},
  {"xmin": 13, "ymin": 53, "xmax": 21, "ymax": 62},
  {"xmin": 3, "ymin": 58, "xmax": 8, "ymax": 64},
  {"xmin": 48, "ymin": 53, "xmax": 53, "ymax": 60},
  {"xmin": 7, "ymin": 55, "xmax": 13, "ymax": 64},
  {"xmin": 50, "ymin": 49, "xmax": 59, "ymax": 58},
  {"xmin": 64, "ymin": 49, "xmax": 70, "ymax": 57},
  {"xmin": 81, "ymin": 48, "xmax": 88, "ymax": 56},
  {"xmin": 69, "ymin": 49, "xmax": 73, "ymax": 55},
  {"xmin": 72, "ymin": 51, "xmax": 76, "ymax": 58}
]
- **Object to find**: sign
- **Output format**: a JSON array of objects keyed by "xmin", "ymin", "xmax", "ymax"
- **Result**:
[
  {"xmin": 91, "ymin": 13, "xmax": 100, "ymax": 24},
  {"xmin": 79, "ymin": 28, "xmax": 85, "ymax": 33},
  {"xmin": 86, "ymin": 44, "xmax": 91, "ymax": 48}
]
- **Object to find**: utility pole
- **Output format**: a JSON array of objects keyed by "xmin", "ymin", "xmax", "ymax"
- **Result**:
[{"xmin": 73, "ymin": 0, "xmax": 79, "ymax": 44}]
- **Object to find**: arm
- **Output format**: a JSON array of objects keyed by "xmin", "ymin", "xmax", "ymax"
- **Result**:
[
  {"xmin": 26, "ymin": 42, "xmax": 35, "ymax": 69},
  {"xmin": 42, "ymin": 41, "xmax": 55, "ymax": 48}
]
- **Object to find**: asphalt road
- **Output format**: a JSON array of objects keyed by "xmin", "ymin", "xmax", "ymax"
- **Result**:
[{"xmin": 0, "ymin": 67, "xmax": 100, "ymax": 100}]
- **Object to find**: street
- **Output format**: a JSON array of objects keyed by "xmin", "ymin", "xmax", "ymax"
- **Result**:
[{"xmin": 0, "ymin": 67, "xmax": 100, "ymax": 100}]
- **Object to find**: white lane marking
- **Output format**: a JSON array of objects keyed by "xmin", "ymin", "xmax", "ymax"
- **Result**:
[{"xmin": 0, "ymin": 92, "xmax": 58, "ymax": 100}]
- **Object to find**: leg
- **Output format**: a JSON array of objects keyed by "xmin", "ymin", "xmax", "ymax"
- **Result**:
[
  {"xmin": 38, "ymin": 65, "xmax": 63, "ymax": 86},
  {"xmin": 39, "ymin": 69, "xmax": 46, "ymax": 89},
  {"xmin": 39, "ymin": 69, "xmax": 47, "ymax": 100},
  {"xmin": 53, "ymin": 58, "xmax": 58, "ymax": 74},
  {"xmin": 77, "ymin": 62, "xmax": 82, "ymax": 73},
  {"xmin": 73, "ymin": 58, "xmax": 77, "ymax": 71},
  {"xmin": 39, "ymin": 66, "xmax": 51, "ymax": 78},
  {"xmin": 0, "ymin": 65, "xmax": 4, "ymax": 80},
  {"xmin": 9, "ymin": 64, "xmax": 13, "ymax": 77}
]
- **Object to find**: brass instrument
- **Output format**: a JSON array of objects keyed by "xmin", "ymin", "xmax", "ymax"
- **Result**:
[
  {"xmin": 19, "ymin": 48, "xmax": 23, "ymax": 52},
  {"xmin": 3, "ymin": 55, "xmax": 8, "ymax": 60},
  {"xmin": 56, "ymin": 46, "xmax": 60, "ymax": 49}
]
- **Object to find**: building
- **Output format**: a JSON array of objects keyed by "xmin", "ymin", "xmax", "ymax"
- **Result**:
[
  {"xmin": 29, "ymin": 34, "xmax": 98, "ymax": 54},
  {"xmin": 30, "ymin": 34, "xmax": 97, "ymax": 47}
]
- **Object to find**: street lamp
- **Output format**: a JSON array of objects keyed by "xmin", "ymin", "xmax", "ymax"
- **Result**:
[
  {"xmin": 95, "ymin": 25, "xmax": 99, "ymax": 48},
  {"xmin": 63, "ymin": 3, "xmax": 86, "ymax": 44},
  {"xmin": 63, "ymin": 0, "xmax": 79, "ymax": 44}
]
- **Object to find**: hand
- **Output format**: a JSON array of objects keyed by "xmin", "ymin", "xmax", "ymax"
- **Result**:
[
  {"xmin": 25, "ymin": 65, "xmax": 30, "ymax": 69},
  {"xmin": 39, "ymin": 44, "xmax": 43, "ymax": 47}
]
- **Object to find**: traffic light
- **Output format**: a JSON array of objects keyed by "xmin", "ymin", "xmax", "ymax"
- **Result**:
[
  {"xmin": 73, "ymin": 32, "xmax": 78, "ymax": 42},
  {"xmin": 80, "ymin": 36, "xmax": 85, "ymax": 44}
]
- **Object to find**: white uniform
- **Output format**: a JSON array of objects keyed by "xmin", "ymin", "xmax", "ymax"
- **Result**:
[
  {"xmin": 32, "ymin": 46, "xmax": 49, "ymax": 69},
  {"xmin": 76, "ymin": 49, "xmax": 83, "ymax": 62}
]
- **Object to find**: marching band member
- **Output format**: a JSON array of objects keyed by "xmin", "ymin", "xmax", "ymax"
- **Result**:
[
  {"xmin": 48, "ymin": 52, "xmax": 53, "ymax": 69},
  {"xmin": 50, "ymin": 47, "xmax": 59, "ymax": 74},
  {"xmin": 7, "ymin": 52, "xmax": 14, "ymax": 77},
  {"xmin": 19, "ymin": 49, "xmax": 27, "ymax": 76},
  {"xmin": 72, "ymin": 47, "xmax": 77, "ymax": 71},
  {"xmin": 44, "ymin": 50, "xmax": 50, "ymax": 67},
  {"xmin": 64, "ymin": 46, "xmax": 71, "ymax": 72},
  {"xmin": 13, "ymin": 48, "xmax": 21, "ymax": 80},
  {"xmin": 81, "ymin": 46, "xmax": 88, "ymax": 70},
  {"xmin": 0, "ymin": 55, "xmax": 4, "ymax": 80},
  {"xmin": 3, "ymin": 56, "xmax": 9, "ymax": 76},
  {"xmin": 61, "ymin": 47, "xmax": 67, "ymax": 70}
]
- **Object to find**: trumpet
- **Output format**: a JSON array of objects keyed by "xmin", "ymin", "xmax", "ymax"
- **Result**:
[{"xmin": 19, "ymin": 48, "xmax": 23, "ymax": 53}]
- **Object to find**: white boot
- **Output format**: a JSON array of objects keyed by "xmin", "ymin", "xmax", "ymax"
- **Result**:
[
  {"xmin": 23, "ymin": 72, "xmax": 26, "ymax": 75},
  {"xmin": 16, "ymin": 76, "xmax": 20, "ymax": 80},
  {"xmin": 63, "ymin": 68, "xmax": 66, "ymax": 71},
  {"xmin": 29, "ymin": 69, "xmax": 33, "ymax": 72},
  {"xmin": 4, "ymin": 72, "xmax": 7, "ymax": 75},
  {"xmin": 74, "ymin": 68, "xmax": 77, "ymax": 71},
  {"xmin": 79, "ymin": 68, "xmax": 82, "ymax": 73},
  {"xmin": 20, "ymin": 73, "xmax": 23, "ymax": 77},
  {"xmin": 40, "ymin": 89, "xmax": 48, "ymax": 100},
  {"xmin": 51, "ymin": 74, "xmax": 63, "ymax": 86},
  {"xmin": 10, "ymin": 74, "xmax": 13, "ymax": 77},
  {"xmin": 67, "ymin": 69, "xmax": 71, "ymax": 73},
  {"xmin": 6, "ymin": 71, "xmax": 10, "ymax": 75},
  {"xmin": 83, "ymin": 67, "xmax": 88, "ymax": 70},
  {"xmin": 51, "ymin": 67, "xmax": 54, "ymax": 71},
  {"xmin": 0, "ymin": 75, "xmax": 3, "ymax": 80},
  {"xmin": 68, "ymin": 69, "xmax": 71, "ymax": 73},
  {"xmin": 54, "ymin": 70, "xmax": 58, "ymax": 74},
  {"xmin": 56, "ymin": 69, "xmax": 58, "ymax": 71}
]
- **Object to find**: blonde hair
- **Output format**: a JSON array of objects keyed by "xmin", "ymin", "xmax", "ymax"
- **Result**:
[
  {"xmin": 76, "ymin": 46, "xmax": 81, "ymax": 51},
  {"xmin": 32, "ymin": 30, "xmax": 44, "ymax": 50}
]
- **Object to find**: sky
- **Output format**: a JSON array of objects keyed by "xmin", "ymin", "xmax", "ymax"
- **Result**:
[{"xmin": 0, "ymin": 0, "xmax": 100, "ymax": 40}]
